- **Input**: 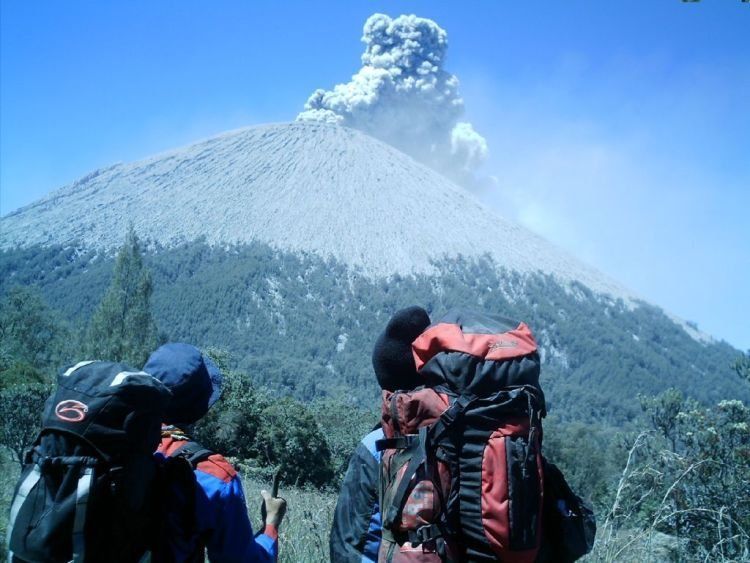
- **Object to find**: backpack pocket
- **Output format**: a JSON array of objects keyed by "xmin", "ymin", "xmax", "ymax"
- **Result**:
[
  {"xmin": 480, "ymin": 420, "xmax": 543, "ymax": 563},
  {"xmin": 540, "ymin": 459, "xmax": 596, "ymax": 562}
]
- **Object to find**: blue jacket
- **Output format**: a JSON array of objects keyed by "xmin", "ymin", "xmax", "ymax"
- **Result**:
[
  {"xmin": 330, "ymin": 428, "xmax": 383, "ymax": 562},
  {"xmin": 159, "ymin": 435, "xmax": 278, "ymax": 562}
]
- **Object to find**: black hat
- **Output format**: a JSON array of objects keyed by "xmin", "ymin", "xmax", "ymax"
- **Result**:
[{"xmin": 372, "ymin": 306, "xmax": 431, "ymax": 391}]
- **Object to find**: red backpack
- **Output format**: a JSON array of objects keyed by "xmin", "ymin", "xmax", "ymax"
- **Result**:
[{"xmin": 376, "ymin": 310, "xmax": 546, "ymax": 562}]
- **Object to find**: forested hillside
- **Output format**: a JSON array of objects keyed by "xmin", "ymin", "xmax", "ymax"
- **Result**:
[{"xmin": 1, "ymin": 240, "xmax": 745, "ymax": 427}]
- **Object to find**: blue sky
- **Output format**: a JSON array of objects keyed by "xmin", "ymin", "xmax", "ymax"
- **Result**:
[{"xmin": 1, "ymin": 1, "xmax": 748, "ymax": 350}]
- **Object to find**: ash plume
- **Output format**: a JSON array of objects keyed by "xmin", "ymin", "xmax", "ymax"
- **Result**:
[{"xmin": 297, "ymin": 13, "xmax": 488, "ymax": 185}]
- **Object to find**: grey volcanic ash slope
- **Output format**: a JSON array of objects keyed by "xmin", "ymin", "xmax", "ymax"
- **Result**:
[{"xmin": 1, "ymin": 122, "xmax": 628, "ymax": 299}]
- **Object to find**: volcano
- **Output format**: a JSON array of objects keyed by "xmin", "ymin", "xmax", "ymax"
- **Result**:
[
  {"xmin": 1, "ymin": 122, "xmax": 743, "ymax": 419},
  {"xmin": 2, "ymin": 122, "xmax": 629, "ymax": 298}
]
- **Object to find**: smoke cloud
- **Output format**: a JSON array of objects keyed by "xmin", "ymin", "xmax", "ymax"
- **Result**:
[{"xmin": 297, "ymin": 13, "xmax": 488, "ymax": 185}]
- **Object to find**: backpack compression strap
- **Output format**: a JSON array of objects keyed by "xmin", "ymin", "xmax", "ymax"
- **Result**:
[
  {"xmin": 72, "ymin": 465, "xmax": 95, "ymax": 562},
  {"xmin": 170, "ymin": 440, "xmax": 214, "ymax": 468}
]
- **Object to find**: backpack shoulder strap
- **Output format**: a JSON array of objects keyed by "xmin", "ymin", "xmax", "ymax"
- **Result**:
[{"xmin": 170, "ymin": 440, "xmax": 214, "ymax": 469}]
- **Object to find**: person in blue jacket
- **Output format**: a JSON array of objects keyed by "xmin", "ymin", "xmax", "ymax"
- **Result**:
[
  {"xmin": 329, "ymin": 306, "xmax": 431, "ymax": 562},
  {"xmin": 145, "ymin": 342, "xmax": 287, "ymax": 563}
]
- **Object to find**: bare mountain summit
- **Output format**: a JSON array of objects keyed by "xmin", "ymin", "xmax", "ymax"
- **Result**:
[{"xmin": 2, "ymin": 121, "xmax": 628, "ymax": 298}]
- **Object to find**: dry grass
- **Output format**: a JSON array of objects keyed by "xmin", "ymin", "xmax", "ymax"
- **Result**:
[
  {"xmin": 0, "ymin": 456, "xmax": 21, "ymax": 561},
  {"xmin": 242, "ymin": 477, "xmax": 336, "ymax": 563},
  {"xmin": 4, "ymin": 445, "xmax": 747, "ymax": 563},
  {"xmin": 582, "ymin": 433, "xmax": 749, "ymax": 563}
]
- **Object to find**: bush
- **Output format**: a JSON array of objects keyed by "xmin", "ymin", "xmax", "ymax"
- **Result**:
[
  {"xmin": 0, "ymin": 384, "xmax": 51, "ymax": 468},
  {"xmin": 308, "ymin": 398, "xmax": 379, "ymax": 485},
  {"xmin": 194, "ymin": 369, "xmax": 264, "ymax": 460},
  {"xmin": 593, "ymin": 392, "xmax": 750, "ymax": 561},
  {"xmin": 253, "ymin": 397, "xmax": 334, "ymax": 488},
  {"xmin": 195, "ymin": 369, "xmax": 335, "ymax": 488}
]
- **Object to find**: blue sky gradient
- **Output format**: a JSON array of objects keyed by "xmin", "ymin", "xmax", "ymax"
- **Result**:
[{"xmin": 1, "ymin": 1, "xmax": 748, "ymax": 349}]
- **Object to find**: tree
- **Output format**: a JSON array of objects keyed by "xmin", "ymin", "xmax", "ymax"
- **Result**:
[
  {"xmin": 87, "ymin": 226, "xmax": 160, "ymax": 367},
  {"xmin": 194, "ymin": 368, "xmax": 264, "ymax": 461},
  {"xmin": 734, "ymin": 350, "xmax": 750, "ymax": 382},
  {"xmin": 640, "ymin": 388, "xmax": 686, "ymax": 451},
  {"xmin": 194, "ymin": 368, "xmax": 335, "ymax": 488},
  {"xmin": 253, "ymin": 396, "xmax": 334, "ymax": 488},
  {"xmin": 0, "ymin": 384, "xmax": 51, "ymax": 468},
  {"xmin": 0, "ymin": 286, "xmax": 66, "ymax": 374},
  {"xmin": 309, "ymin": 397, "xmax": 379, "ymax": 484}
]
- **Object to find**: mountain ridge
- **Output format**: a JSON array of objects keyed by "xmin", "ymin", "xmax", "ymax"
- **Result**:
[{"xmin": 1, "ymin": 121, "xmax": 633, "ymax": 302}]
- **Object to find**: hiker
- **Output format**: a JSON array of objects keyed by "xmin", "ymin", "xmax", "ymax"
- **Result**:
[
  {"xmin": 330, "ymin": 309, "xmax": 595, "ymax": 563},
  {"xmin": 330, "ymin": 306, "xmax": 431, "ymax": 562},
  {"xmin": 145, "ymin": 342, "xmax": 286, "ymax": 562}
]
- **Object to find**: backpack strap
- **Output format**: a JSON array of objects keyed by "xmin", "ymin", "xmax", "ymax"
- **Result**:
[
  {"xmin": 375, "ymin": 435, "xmax": 417, "ymax": 451},
  {"xmin": 72, "ymin": 466, "xmax": 95, "ymax": 563},
  {"xmin": 170, "ymin": 440, "xmax": 214, "ymax": 468},
  {"xmin": 383, "ymin": 426, "xmax": 429, "ymax": 530},
  {"xmin": 429, "ymin": 394, "xmax": 475, "ymax": 445}
]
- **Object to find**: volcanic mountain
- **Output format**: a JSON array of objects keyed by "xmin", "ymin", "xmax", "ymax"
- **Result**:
[
  {"xmin": 2, "ymin": 122, "xmax": 628, "ymax": 297},
  {"xmin": 1, "ymin": 122, "xmax": 744, "ymax": 421}
]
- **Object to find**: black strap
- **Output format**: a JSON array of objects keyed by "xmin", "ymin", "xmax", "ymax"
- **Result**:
[
  {"xmin": 390, "ymin": 392, "xmax": 401, "ymax": 436},
  {"xmin": 32, "ymin": 449, "xmax": 100, "ymax": 469},
  {"xmin": 375, "ymin": 436, "xmax": 416, "ymax": 451},
  {"xmin": 384, "ymin": 426, "xmax": 428, "ymax": 529},
  {"xmin": 429, "ymin": 394, "xmax": 475, "ymax": 445},
  {"xmin": 72, "ymin": 466, "xmax": 94, "ymax": 562},
  {"xmin": 171, "ymin": 441, "xmax": 214, "ymax": 468}
]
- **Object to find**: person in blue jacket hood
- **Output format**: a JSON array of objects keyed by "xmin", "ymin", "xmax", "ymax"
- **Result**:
[
  {"xmin": 329, "ymin": 306, "xmax": 431, "ymax": 562},
  {"xmin": 145, "ymin": 342, "xmax": 287, "ymax": 563}
]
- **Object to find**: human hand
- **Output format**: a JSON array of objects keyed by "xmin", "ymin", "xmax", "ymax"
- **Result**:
[{"xmin": 261, "ymin": 489, "xmax": 287, "ymax": 529}]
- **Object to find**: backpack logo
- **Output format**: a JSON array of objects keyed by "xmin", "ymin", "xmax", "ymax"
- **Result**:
[
  {"xmin": 55, "ymin": 400, "xmax": 89, "ymax": 422},
  {"xmin": 489, "ymin": 338, "xmax": 518, "ymax": 350}
]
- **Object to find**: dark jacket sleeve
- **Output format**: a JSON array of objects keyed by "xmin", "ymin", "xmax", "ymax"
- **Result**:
[{"xmin": 330, "ymin": 432, "xmax": 382, "ymax": 563}]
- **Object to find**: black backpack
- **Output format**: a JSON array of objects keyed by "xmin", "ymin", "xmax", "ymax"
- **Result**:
[
  {"xmin": 7, "ymin": 360, "xmax": 172, "ymax": 563},
  {"xmin": 150, "ymin": 438, "xmax": 216, "ymax": 563}
]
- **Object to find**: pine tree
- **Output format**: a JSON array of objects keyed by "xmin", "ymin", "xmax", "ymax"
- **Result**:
[
  {"xmin": 87, "ymin": 225, "xmax": 160, "ymax": 367},
  {"xmin": 734, "ymin": 350, "xmax": 750, "ymax": 383}
]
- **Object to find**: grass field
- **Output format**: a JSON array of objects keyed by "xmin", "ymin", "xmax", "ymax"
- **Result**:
[
  {"xmin": 243, "ymin": 477, "xmax": 336, "ymax": 563},
  {"xmin": 0, "ymin": 456, "xmax": 724, "ymax": 562}
]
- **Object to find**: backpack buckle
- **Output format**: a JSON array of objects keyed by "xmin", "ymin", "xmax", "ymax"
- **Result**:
[
  {"xmin": 409, "ymin": 523, "xmax": 442, "ymax": 547},
  {"xmin": 375, "ymin": 436, "xmax": 415, "ymax": 451}
]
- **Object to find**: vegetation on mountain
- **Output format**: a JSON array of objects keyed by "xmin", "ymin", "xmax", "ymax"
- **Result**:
[
  {"xmin": 1, "ymin": 241, "xmax": 745, "ymax": 426},
  {"xmin": 735, "ymin": 350, "xmax": 750, "ymax": 383},
  {"xmin": 0, "ymin": 285, "xmax": 71, "ymax": 379}
]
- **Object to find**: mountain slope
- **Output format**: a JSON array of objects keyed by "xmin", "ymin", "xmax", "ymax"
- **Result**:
[
  {"xmin": 1, "ymin": 240, "xmax": 745, "ymax": 425},
  {"xmin": 1, "ymin": 122, "xmax": 629, "ymax": 299}
]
